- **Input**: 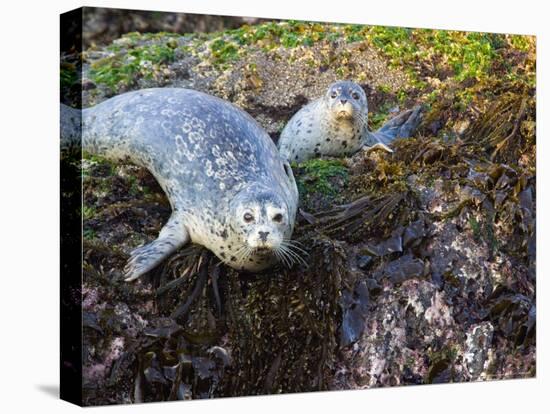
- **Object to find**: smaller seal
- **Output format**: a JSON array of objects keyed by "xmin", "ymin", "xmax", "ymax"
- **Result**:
[{"xmin": 278, "ymin": 80, "xmax": 422, "ymax": 162}]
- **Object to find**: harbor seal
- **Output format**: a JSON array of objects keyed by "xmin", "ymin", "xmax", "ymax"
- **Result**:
[
  {"xmin": 62, "ymin": 88, "xmax": 300, "ymax": 281},
  {"xmin": 278, "ymin": 80, "xmax": 422, "ymax": 162}
]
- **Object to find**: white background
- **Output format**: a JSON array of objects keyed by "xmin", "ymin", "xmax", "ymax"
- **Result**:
[{"xmin": 0, "ymin": 0, "xmax": 547, "ymax": 412}]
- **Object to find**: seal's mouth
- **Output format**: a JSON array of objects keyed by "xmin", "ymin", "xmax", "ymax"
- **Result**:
[
  {"xmin": 249, "ymin": 245, "xmax": 277, "ymax": 259},
  {"xmin": 254, "ymin": 246, "xmax": 273, "ymax": 255},
  {"xmin": 336, "ymin": 109, "xmax": 354, "ymax": 119}
]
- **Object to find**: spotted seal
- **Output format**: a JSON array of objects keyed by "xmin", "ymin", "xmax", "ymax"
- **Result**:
[
  {"xmin": 278, "ymin": 80, "xmax": 422, "ymax": 162},
  {"xmin": 62, "ymin": 88, "xmax": 300, "ymax": 281}
]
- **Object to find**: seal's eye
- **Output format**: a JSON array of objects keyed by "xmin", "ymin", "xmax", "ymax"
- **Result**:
[
  {"xmin": 330, "ymin": 91, "xmax": 338, "ymax": 99},
  {"xmin": 351, "ymin": 91, "xmax": 360, "ymax": 100},
  {"xmin": 243, "ymin": 212, "xmax": 254, "ymax": 223},
  {"xmin": 273, "ymin": 213, "xmax": 283, "ymax": 223}
]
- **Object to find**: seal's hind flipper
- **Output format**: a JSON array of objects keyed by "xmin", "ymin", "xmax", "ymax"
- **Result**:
[
  {"xmin": 369, "ymin": 105, "xmax": 423, "ymax": 145},
  {"xmin": 124, "ymin": 214, "xmax": 189, "ymax": 282},
  {"xmin": 395, "ymin": 105, "xmax": 423, "ymax": 139}
]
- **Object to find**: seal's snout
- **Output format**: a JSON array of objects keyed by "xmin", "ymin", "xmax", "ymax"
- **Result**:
[
  {"xmin": 246, "ymin": 225, "xmax": 281, "ymax": 253},
  {"xmin": 258, "ymin": 231, "xmax": 270, "ymax": 242},
  {"xmin": 340, "ymin": 99, "xmax": 348, "ymax": 105},
  {"xmin": 336, "ymin": 103, "xmax": 354, "ymax": 119},
  {"xmin": 252, "ymin": 233, "xmax": 274, "ymax": 250}
]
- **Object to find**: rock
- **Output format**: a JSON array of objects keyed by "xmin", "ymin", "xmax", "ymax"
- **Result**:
[
  {"xmin": 357, "ymin": 255, "xmax": 373, "ymax": 270},
  {"xmin": 82, "ymin": 80, "xmax": 96, "ymax": 90},
  {"xmin": 377, "ymin": 254, "xmax": 426, "ymax": 284},
  {"xmin": 464, "ymin": 322, "xmax": 494, "ymax": 380},
  {"xmin": 403, "ymin": 218, "xmax": 428, "ymax": 248},
  {"xmin": 340, "ymin": 281, "xmax": 370, "ymax": 347},
  {"xmin": 365, "ymin": 278, "xmax": 382, "ymax": 296},
  {"xmin": 364, "ymin": 232, "xmax": 403, "ymax": 256},
  {"xmin": 81, "ymin": 8, "xmax": 265, "ymax": 48}
]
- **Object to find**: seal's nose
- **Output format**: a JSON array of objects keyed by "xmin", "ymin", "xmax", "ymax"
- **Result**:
[
  {"xmin": 340, "ymin": 99, "xmax": 348, "ymax": 105},
  {"xmin": 258, "ymin": 231, "xmax": 269, "ymax": 242}
]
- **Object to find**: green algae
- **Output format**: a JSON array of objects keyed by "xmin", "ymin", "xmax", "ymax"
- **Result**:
[
  {"xmin": 89, "ymin": 41, "xmax": 176, "ymax": 91},
  {"xmin": 83, "ymin": 228, "xmax": 97, "ymax": 240},
  {"xmin": 60, "ymin": 62, "xmax": 78, "ymax": 89},
  {"xmin": 227, "ymin": 21, "xmax": 327, "ymax": 49},
  {"xmin": 209, "ymin": 38, "xmax": 240, "ymax": 66},
  {"xmin": 82, "ymin": 205, "xmax": 97, "ymax": 220},
  {"xmin": 296, "ymin": 159, "xmax": 349, "ymax": 197}
]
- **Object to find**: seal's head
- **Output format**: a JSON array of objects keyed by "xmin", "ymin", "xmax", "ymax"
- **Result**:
[
  {"xmin": 228, "ymin": 183, "xmax": 297, "ymax": 270},
  {"xmin": 325, "ymin": 80, "xmax": 368, "ymax": 120}
]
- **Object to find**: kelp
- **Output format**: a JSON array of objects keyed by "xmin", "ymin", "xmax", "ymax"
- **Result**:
[
  {"xmin": 465, "ymin": 89, "xmax": 535, "ymax": 164},
  {"xmin": 119, "ymin": 237, "xmax": 348, "ymax": 400},
  {"xmin": 311, "ymin": 192, "xmax": 406, "ymax": 233}
]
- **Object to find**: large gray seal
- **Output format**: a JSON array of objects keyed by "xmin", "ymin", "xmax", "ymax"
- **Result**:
[
  {"xmin": 62, "ymin": 88, "xmax": 300, "ymax": 281},
  {"xmin": 278, "ymin": 80, "xmax": 422, "ymax": 162}
]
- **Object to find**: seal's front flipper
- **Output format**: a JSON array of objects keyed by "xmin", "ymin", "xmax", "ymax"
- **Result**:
[
  {"xmin": 124, "ymin": 214, "xmax": 189, "ymax": 282},
  {"xmin": 369, "ymin": 105, "xmax": 423, "ymax": 145}
]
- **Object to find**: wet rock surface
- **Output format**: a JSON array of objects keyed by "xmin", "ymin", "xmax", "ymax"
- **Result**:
[{"xmin": 61, "ymin": 21, "xmax": 536, "ymax": 405}]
